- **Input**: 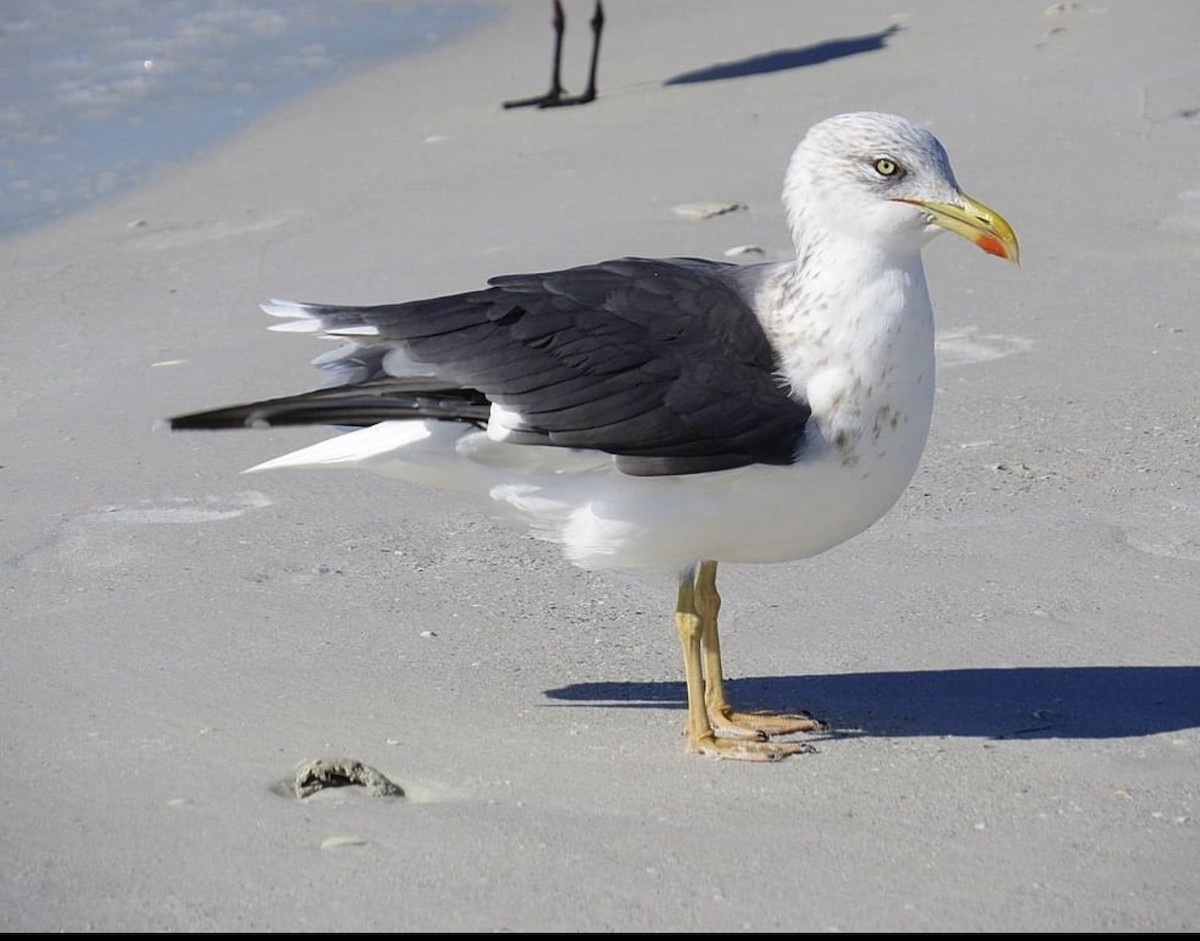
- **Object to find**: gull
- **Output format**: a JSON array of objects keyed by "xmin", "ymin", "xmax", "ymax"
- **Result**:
[{"xmin": 167, "ymin": 112, "xmax": 1018, "ymax": 761}]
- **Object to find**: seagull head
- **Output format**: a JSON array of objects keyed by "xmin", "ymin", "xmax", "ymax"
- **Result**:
[{"xmin": 784, "ymin": 112, "xmax": 1019, "ymax": 264}]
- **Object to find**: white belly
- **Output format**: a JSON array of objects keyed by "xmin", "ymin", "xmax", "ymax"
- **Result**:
[
  {"xmin": 495, "ymin": 378, "xmax": 934, "ymax": 573},
  {"xmin": 246, "ymin": 394, "xmax": 931, "ymax": 576}
]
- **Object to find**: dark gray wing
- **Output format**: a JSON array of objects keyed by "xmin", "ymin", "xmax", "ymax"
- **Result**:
[{"xmin": 169, "ymin": 257, "xmax": 811, "ymax": 477}]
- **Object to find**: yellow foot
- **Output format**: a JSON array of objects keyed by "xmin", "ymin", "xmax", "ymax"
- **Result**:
[
  {"xmin": 689, "ymin": 732, "xmax": 817, "ymax": 761},
  {"xmin": 708, "ymin": 707, "xmax": 826, "ymax": 741}
]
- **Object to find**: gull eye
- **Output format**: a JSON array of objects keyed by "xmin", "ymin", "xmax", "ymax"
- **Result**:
[{"xmin": 873, "ymin": 157, "xmax": 901, "ymax": 178}]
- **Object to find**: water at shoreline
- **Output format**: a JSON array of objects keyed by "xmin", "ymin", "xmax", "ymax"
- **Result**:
[{"xmin": 0, "ymin": 0, "xmax": 493, "ymax": 239}]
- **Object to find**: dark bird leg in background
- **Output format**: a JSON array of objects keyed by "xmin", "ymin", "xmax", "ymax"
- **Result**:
[
  {"xmin": 502, "ymin": 1, "xmax": 567, "ymax": 108},
  {"xmin": 541, "ymin": 1, "xmax": 603, "ymax": 107},
  {"xmin": 503, "ymin": 1, "xmax": 604, "ymax": 109}
]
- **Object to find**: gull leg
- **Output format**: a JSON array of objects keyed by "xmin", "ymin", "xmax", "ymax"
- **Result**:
[
  {"xmin": 676, "ymin": 565, "xmax": 812, "ymax": 760},
  {"xmin": 697, "ymin": 560, "xmax": 825, "ymax": 739},
  {"xmin": 540, "ymin": 1, "xmax": 603, "ymax": 108},
  {"xmin": 676, "ymin": 570, "xmax": 717, "ymax": 754},
  {"xmin": 502, "ymin": 0, "xmax": 567, "ymax": 109}
]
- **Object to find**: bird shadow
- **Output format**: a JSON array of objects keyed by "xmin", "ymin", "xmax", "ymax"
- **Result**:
[
  {"xmin": 663, "ymin": 24, "xmax": 902, "ymax": 87},
  {"xmin": 544, "ymin": 666, "xmax": 1200, "ymax": 740}
]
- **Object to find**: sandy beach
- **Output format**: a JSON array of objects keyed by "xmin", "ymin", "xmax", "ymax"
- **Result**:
[{"xmin": 3, "ymin": 0, "xmax": 1199, "ymax": 931}]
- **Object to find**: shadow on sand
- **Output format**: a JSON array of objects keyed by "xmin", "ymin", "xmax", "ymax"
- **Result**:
[
  {"xmin": 664, "ymin": 24, "xmax": 901, "ymax": 87},
  {"xmin": 545, "ymin": 665, "xmax": 1200, "ymax": 739}
]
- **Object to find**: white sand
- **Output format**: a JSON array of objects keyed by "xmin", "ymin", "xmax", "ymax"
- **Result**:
[{"xmin": 3, "ymin": 0, "xmax": 1199, "ymax": 931}]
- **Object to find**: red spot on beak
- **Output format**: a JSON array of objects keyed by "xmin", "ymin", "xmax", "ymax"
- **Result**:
[{"xmin": 976, "ymin": 235, "xmax": 1008, "ymax": 259}]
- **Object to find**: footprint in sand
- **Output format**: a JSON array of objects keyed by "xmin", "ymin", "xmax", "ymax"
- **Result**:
[
  {"xmin": 125, "ymin": 214, "xmax": 294, "ymax": 251},
  {"xmin": 1141, "ymin": 69, "xmax": 1200, "ymax": 125},
  {"xmin": 936, "ymin": 326, "xmax": 1033, "ymax": 369},
  {"xmin": 1158, "ymin": 190, "xmax": 1200, "ymax": 239},
  {"xmin": 9, "ymin": 492, "xmax": 274, "ymax": 572},
  {"xmin": 78, "ymin": 491, "xmax": 274, "ymax": 525},
  {"xmin": 1118, "ymin": 499, "xmax": 1200, "ymax": 562}
]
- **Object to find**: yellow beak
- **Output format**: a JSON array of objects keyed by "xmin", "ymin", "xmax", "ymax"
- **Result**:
[{"xmin": 895, "ymin": 193, "xmax": 1020, "ymax": 264}]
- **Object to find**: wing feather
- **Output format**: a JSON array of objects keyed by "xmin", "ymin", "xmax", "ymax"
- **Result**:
[{"xmin": 168, "ymin": 257, "xmax": 811, "ymax": 476}]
